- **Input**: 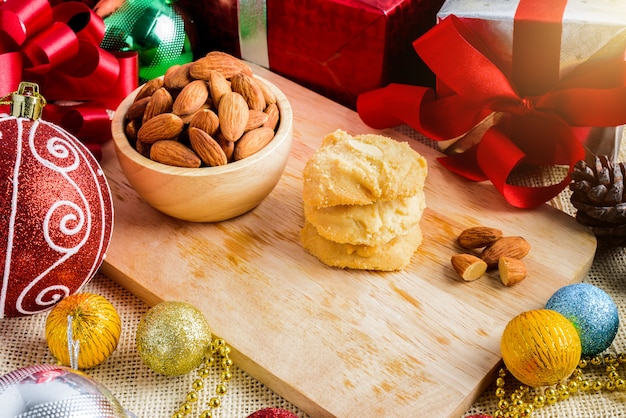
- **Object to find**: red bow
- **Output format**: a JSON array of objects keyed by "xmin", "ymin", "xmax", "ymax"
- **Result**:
[
  {"xmin": 357, "ymin": 0, "xmax": 626, "ymax": 208},
  {"xmin": 0, "ymin": 0, "xmax": 138, "ymax": 159}
]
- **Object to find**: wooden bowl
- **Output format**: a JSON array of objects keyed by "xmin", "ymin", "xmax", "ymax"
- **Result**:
[{"xmin": 111, "ymin": 76, "xmax": 293, "ymax": 222}]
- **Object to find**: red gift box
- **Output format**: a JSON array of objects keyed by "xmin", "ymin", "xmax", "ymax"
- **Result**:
[
  {"xmin": 358, "ymin": 0, "xmax": 626, "ymax": 208},
  {"xmin": 176, "ymin": 0, "xmax": 445, "ymax": 108}
]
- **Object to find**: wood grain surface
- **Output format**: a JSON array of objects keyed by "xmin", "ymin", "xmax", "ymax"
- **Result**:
[{"xmin": 100, "ymin": 64, "xmax": 597, "ymax": 418}]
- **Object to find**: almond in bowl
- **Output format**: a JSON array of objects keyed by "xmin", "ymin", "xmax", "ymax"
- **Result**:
[{"xmin": 111, "ymin": 52, "xmax": 293, "ymax": 222}]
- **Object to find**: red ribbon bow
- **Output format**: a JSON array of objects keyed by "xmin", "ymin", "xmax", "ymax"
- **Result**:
[
  {"xmin": 357, "ymin": 0, "xmax": 626, "ymax": 208},
  {"xmin": 0, "ymin": 0, "xmax": 138, "ymax": 159}
]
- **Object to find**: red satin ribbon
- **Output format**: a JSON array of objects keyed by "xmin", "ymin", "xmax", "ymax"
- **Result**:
[
  {"xmin": 0, "ymin": 0, "xmax": 138, "ymax": 160},
  {"xmin": 357, "ymin": 0, "xmax": 626, "ymax": 208}
]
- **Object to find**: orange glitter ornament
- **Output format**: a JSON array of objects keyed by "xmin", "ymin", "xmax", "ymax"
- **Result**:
[
  {"xmin": 45, "ymin": 292, "xmax": 121, "ymax": 369},
  {"xmin": 501, "ymin": 309, "xmax": 581, "ymax": 387}
]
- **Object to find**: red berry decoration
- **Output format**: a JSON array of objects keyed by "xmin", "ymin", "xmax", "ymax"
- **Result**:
[
  {"xmin": 0, "ymin": 82, "xmax": 113, "ymax": 317},
  {"xmin": 247, "ymin": 408, "xmax": 299, "ymax": 418}
]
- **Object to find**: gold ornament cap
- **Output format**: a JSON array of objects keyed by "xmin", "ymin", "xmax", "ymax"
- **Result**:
[{"xmin": 10, "ymin": 82, "xmax": 46, "ymax": 120}]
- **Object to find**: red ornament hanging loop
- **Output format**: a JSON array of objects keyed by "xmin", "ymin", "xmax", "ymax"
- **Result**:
[{"xmin": 0, "ymin": 81, "xmax": 48, "ymax": 119}]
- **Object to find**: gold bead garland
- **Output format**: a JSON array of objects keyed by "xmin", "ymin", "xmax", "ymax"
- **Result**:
[
  {"xmin": 492, "ymin": 353, "xmax": 626, "ymax": 418},
  {"xmin": 172, "ymin": 338, "xmax": 233, "ymax": 418}
]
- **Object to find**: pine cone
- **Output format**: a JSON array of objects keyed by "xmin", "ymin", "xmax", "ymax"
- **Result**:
[{"xmin": 570, "ymin": 155, "xmax": 626, "ymax": 246}]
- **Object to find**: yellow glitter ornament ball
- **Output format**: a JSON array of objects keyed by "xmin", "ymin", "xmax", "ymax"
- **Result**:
[
  {"xmin": 136, "ymin": 301, "xmax": 212, "ymax": 376},
  {"xmin": 501, "ymin": 309, "xmax": 581, "ymax": 387},
  {"xmin": 45, "ymin": 293, "xmax": 122, "ymax": 369}
]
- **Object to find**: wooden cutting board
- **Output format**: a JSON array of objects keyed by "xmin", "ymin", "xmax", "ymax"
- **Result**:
[{"xmin": 100, "ymin": 64, "xmax": 597, "ymax": 418}]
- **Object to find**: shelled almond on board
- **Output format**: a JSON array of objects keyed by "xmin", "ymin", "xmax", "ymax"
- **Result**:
[{"xmin": 451, "ymin": 226, "xmax": 531, "ymax": 286}]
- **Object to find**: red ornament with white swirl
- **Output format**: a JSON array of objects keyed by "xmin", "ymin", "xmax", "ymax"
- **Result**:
[{"xmin": 0, "ymin": 82, "xmax": 113, "ymax": 318}]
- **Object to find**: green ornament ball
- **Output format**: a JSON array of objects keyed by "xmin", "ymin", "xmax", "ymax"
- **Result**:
[
  {"xmin": 136, "ymin": 301, "xmax": 212, "ymax": 376},
  {"xmin": 101, "ymin": 0, "xmax": 195, "ymax": 82}
]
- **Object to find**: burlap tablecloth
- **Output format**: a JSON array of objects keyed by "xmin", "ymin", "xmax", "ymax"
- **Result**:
[{"xmin": 2, "ymin": 127, "xmax": 626, "ymax": 418}]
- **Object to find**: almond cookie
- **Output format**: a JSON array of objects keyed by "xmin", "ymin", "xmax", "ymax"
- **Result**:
[
  {"xmin": 303, "ymin": 191, "xmax": 426, "ymax": 246},
  {"xmin": 300, "ymin": 221, "xmax": 423, "ymax": 271},
  {"xmin": 302, "ymin": 130, "xmax": 428, "ymax": 208}
]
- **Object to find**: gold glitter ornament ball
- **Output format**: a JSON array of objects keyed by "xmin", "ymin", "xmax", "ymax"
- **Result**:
[
  {"xmin": 45, "ymin": 293, "xmax": 121, "ymax": 369},
  {"xmin": 501, "ymin": 309, "xmax": 581, "ymax": 387},
  {"xmin": 136, "ymin": 301, "xmax": 212, "ymax": 376}
]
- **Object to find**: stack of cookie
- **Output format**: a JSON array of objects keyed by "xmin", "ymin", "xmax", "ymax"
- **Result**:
[{"xmin": 300, "ymin": 130, "xmax": 428, "ymax": 271}]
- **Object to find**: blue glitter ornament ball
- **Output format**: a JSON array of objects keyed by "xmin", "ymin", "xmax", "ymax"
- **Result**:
[{"xmin": 545, "ymin": 283, "xmax": 619, "ymax": 356}]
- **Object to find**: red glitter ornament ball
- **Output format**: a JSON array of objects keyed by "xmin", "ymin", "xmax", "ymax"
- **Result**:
[
  {"xmin": 246, "ymin": 408, "xmax": 299, "ymax": 418},
  {"xmin": 0, "ymin": 114, "xmax": 113, "ymax": 318}
]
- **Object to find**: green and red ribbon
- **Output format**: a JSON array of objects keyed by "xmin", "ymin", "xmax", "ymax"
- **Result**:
[
  {"xmin": 357, "ymin": 0, "xmax": 626, "ymax": 208},
  {"xmin": 0, "ymin": 0, "xmax": 138, "ymax": 159}
]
